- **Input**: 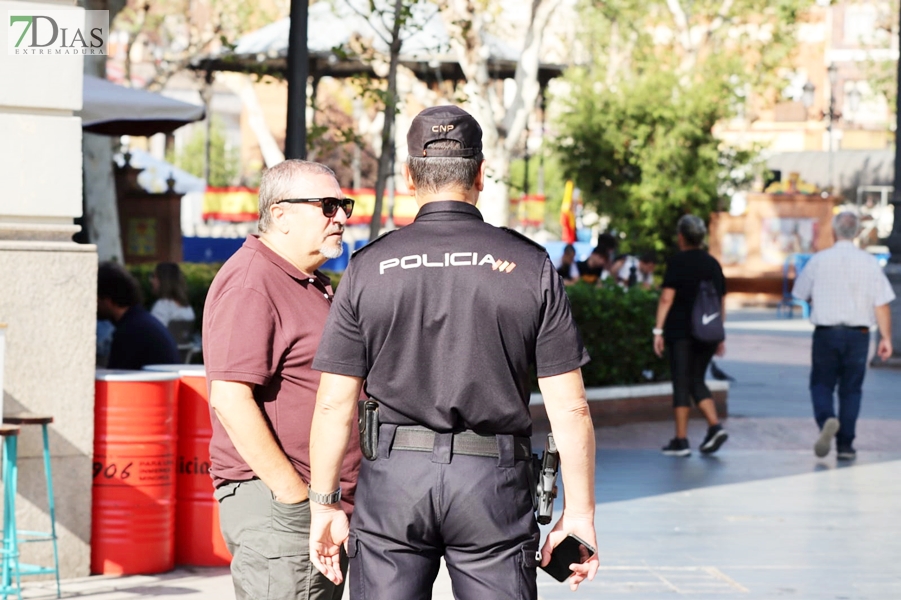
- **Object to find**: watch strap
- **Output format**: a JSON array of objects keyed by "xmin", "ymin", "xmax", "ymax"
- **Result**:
[{"xmin": 308, "ymin": 486, "xmax": 342, "ymax": 505}]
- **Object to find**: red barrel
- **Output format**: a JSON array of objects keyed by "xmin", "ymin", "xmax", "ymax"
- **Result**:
[
  {"xmin": 145, "ymin": 365, "xmax": 231, "ymax": 566},
  {"xmin": 92, "ymin": 370, "xmax": 180, "ymax": 575}
]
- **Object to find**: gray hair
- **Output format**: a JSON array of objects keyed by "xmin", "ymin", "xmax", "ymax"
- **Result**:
[
  {"xmin": 406, "ymin": 140, "xmax": 483, "ymax": 195},
  {"xmin": 832, "ymin": 211, "xmax": 859, "ymax": 240},
  {"xmin": 677, "ymin": 214, "xmax": 707, "ymax": 247},
  {"xmin": 258, "ymin": 160, "xmax": 337, "ymax": 233}
]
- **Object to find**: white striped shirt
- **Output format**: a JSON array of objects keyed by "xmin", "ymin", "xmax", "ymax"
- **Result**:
[{"xmin": 792, "ymin": 241, "xmax": 895, "ymax": 327}]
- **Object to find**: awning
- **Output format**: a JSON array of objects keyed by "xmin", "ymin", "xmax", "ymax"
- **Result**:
[
  {"xmin": 79, "ymin": 75, "xmax": 206, "ymax": 137},
  {"xmin": 766, "ymin": 150, "xmax": 894, "ymax": 196}
]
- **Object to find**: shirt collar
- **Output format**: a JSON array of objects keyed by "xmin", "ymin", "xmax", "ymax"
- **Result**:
[
  {"xmin": 414, "ymin": 201, "xmax": 484, "ymax": 222},
  {"xmin": 834, "ymin": 240, "xmax": 856, "ymax": 248},
  {"xmin": 243, "ymin": 235, "xmax": 331, "ymax": 288}
]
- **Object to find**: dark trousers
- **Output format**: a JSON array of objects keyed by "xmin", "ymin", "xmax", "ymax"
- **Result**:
[
  {"xmin": 667, "ymin": 338, "xmax": 718, "ymax": 407},
  {"xmin": 810, "ymin": 327, "xmax": 870, "ymax": 448},
  {"xmin": 347, "ymin": 425, "xmax": 539, "ymax": 600}
]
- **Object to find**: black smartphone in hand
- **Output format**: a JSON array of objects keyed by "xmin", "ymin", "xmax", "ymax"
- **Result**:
[{"xmin": 539, "ymin": 534, "xmax": 596, "ymax": 582}]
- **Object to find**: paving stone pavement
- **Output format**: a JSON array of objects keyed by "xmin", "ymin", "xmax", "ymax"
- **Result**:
[{"xmin": 17, "ymin": 310, "xmax": 901, "ymax": 599}]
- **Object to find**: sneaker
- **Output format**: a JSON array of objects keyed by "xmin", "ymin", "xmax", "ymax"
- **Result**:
[
  {"xmin": 662, "ymin": 438, "xmax": 691, "ymax": 457},
  {"xmin": 836, "ymin": 446, "xmax": 857, "ymax": 461},
  {"xmin": 814, "ymin": 418, "xmax": 840, "ymax": 458},
  {"xmin": 700, "ymin": 425, "xmax": 729, "ymax": 454}
]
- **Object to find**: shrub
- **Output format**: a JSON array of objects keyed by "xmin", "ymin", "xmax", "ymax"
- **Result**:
[
  {"xmin": 565, "ymin": 283, "xmax": 670, "ymax": 387},
  {"xmin": 127, "ymin": 263, "xmax": 344, "ymax": 324}
]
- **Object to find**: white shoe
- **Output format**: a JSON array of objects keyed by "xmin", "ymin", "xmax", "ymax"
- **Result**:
[{"xmin": 814, "ymin": 418, "xmax": 840, "ymax": 458}]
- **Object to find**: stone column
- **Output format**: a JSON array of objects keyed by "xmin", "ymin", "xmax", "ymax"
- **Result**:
[{"xmin": 0, "ymin": 1, "xmax": 98, "ymax": 577}]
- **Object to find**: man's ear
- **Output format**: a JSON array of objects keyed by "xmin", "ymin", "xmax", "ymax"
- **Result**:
[
  {"xmin": 475, "ymin": 160, "xmax": 486, "ymax": 192},
  {"xmin": 270, "ymin": 203, "xmax": 291, "ymax": 234},
  {"xmin": 402, "ymin": 163, "xmax": 416, "ymax": 192}
]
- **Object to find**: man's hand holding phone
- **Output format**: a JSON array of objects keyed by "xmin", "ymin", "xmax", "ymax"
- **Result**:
[{"xmin": 539, "ymin": 514, "xmax": 599, "ymax": 591}]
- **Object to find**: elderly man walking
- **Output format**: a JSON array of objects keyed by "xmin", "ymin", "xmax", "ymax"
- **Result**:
[{"xmin": 792, "ymin": 211, "xmax": 895, "ymax": 460}]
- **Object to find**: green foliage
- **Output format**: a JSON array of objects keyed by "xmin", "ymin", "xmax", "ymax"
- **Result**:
[
  {"xmin": 565, "ymin": 283, "xmax": 669, "ymax": 387},
  {"xmin": 508, "ymin": 151, "xmax": 567, "ymax": 234},
  {"xmin": 556, "ymin": 71, "xmax": 754, "ymax": 254},
  {"xmin": 128, "ymin": 262, "xmax": 222, "ymax": 325},
  {"xmin": 554, "ymin": 0, "xmax": 808, "ymax": 255},
  {"xmin": 128, "ymin": 263, "xmax": 345, "ymax": 326},
  {"xmin": 166, "ymin": 117, "xmax": 240, "ymax": 187}
]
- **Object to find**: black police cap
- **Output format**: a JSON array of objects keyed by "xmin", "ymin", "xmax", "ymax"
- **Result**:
[{"xmin": 407, "ymin": 106, "xmax": 483, "ymax": 158}]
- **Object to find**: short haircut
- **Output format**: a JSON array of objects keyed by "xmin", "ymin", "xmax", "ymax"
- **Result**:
[
  {"xmin": 832, "ymin": 211, "xmax": 859, "ymax": 240},
  {"xmin": 406, "ymin": 140, "xmax": 483, "ymax": 195},
  {"xmin": 563, "ymin": 244, "xmax": 576, "ymax": 255},
  {"xmin": 677, "ymin": 214, "xmax": 707, "ymax": 247},
  {"xmin": 98, "ymin": 262, "xmax": 143, "ymax": 308},
  {"xmin": 154, "ymin": 262, "xmax": 190, "ymax": 306},
  {"xmin": 258, "ymin": 160, "xmax": 337, "ymax": 233},
  {"xmin": 596, "ymin": 232, "xmax": 619, "ymax": 252},
  {"xmin": 639, "ymin": 251, "xmax": 658, "ymax": 264}
]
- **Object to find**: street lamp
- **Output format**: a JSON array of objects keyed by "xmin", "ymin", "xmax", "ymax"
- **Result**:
[
  {"xmin": 827, "ymin": 63, "xmax": 839, "ymax": 193},
  {"xmin": 802, "ymin": 81, "xmax": 816, "ymax": 110}
]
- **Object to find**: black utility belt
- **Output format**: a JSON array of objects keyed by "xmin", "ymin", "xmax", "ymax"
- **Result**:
[
  {"xmin": 815, "ymin": 325, "xmax": 870, "ymax": 333},
  {"xmin": 392, "ymin": 426, "xmax": 532, "ymax": 460}
]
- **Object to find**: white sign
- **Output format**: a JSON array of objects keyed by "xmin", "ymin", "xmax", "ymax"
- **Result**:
[{"xmin": 7, "ymin": 9, "xmax": 109, "ymax": 56}]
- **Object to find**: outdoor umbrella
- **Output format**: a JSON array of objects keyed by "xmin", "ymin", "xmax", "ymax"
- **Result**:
[{"xmin": 79, "ymin": 75, "xmax": 206, "ymax": 137}]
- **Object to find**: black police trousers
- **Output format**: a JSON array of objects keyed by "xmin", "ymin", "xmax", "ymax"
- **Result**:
[{"xmin": 347, "ymin": 424, "xmax": 540, "ymax": 600}]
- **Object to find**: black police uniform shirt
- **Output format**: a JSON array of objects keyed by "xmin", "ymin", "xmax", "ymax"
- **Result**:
[{"xmin": 313, "ymin": 201, "xmax": 590, "ymax": 437}]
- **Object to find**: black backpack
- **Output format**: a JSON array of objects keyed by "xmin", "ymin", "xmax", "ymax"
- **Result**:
[{"xmin": 691, "ymin": 280, "xmax": 725, "ymax": 343}]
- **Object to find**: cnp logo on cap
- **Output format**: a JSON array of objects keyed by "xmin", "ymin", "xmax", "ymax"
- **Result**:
[{"xmin": 408, "ymin": 106, "xmax": 483, "ymax": 158}]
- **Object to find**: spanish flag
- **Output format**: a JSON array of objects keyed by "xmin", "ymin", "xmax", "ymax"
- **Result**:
[{"xmin": 560, "ymin": 180, "xmax": 576, "ymax": 243}]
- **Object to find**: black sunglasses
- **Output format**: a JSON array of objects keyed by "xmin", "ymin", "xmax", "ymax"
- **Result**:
[{"xmin": 276, "ymin": 197, "xmax": 355, "ymax": 218}]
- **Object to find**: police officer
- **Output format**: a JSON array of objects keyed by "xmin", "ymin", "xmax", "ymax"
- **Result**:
[{"xmin": 307, "ymin": 105, "xmax": 599, "ymax": 599}]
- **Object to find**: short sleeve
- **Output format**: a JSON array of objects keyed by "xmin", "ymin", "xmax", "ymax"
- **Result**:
[
  {"xmin": 662, "ymin": 257, "xmax": 679, "ymax": 289},
  {"xmin": 203, "ymin": 287, "xmax": 283, "ymax": 386},
  {"xmin": 535, "ymin": 257, "xmax": 590, "ymax": 377},
  {"xmin": 792, "ymin": 257, "xmax": 814, "ymax": 301},
  {"xmin": 313, "ymin": 264, "xmax": 369, "ymax": 377},
  {"xmin": 874, "ymin": 266, "xmax": 896, "ymax": 307}
]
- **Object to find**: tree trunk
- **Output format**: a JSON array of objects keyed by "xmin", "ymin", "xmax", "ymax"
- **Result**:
[
  {"xmin": 83, "ymin": 133, "xmax": 124, "ymax": 262},
  {"xmin": 440, "ymin": 0, "xmax": 560, "ymax": 227},
  {"xmin": 369, "ymin": 0, "xmax": 405, "ymax": 241},
  {"xmin": 82, "ymin": 0, "xmax": 127, "ymax": 261}
]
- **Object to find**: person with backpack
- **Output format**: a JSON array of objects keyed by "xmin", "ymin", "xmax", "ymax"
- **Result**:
[{"xmin": 652, "ymin": 215, "xmax": 729, "ymax": 457}]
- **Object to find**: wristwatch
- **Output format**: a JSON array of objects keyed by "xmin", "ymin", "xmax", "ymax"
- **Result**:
[
  {"xmin": 308, "ymin": 486, "xmax": 342, "ymax": 505},
  {"xmin": 652, "ymin": 328, "xmax": 663, "ymax": 336}
]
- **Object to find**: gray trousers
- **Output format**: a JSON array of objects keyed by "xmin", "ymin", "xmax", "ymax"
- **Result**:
[
  {"xmin": 215, "ymin": 479, "xmax": 347, "ymax": 600},
  {"xmin": 347, "ymin": 425, "xmax": 539, "ymax": 600}
]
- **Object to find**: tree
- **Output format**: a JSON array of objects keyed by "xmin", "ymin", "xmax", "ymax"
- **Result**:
[
  {"xmin": 437, "ymin": 0, "xmax": 561, "ymax": 227},
  {"xmin": 554, "ymin": 0, "xmax": 810, "ymax": 253},
  {"xmin": 167, "ymin": 117, "xmax": 241, "ymax": 187}
]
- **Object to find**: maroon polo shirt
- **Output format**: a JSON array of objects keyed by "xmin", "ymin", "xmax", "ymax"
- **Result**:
[{"xmin": 203, "ymin": 235, "xmax": 361, "ymax": 514}]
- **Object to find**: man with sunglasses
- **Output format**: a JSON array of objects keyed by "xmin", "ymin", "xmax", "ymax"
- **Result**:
[
  {"xmin": 202, "ymin": 159, "xmax": 360, "ymax": 600},
  {"xmin": 308, "ymin": 106, "xmax": 599, "ymax": 599}
]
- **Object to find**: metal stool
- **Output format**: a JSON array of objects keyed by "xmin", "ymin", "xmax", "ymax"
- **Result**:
[
  {"xmin": 0, "ymin": 424, "xmax": 22, "ymax": 600},
  {"xmin": 3, "ymin": 416, "xmax": 59, "ymax": 598}
]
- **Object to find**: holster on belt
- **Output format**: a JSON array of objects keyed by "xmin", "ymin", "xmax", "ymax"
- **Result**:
[{"xmin": 358, "ymin": 399, "xmax": 379, "ymax": 461}]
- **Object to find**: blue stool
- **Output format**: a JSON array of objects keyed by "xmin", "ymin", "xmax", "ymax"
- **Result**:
[
  {"xmin": 0, "ymin": 424, "xmax": 22, "ymax": 600},
  {"xmin": 4, "ymin": 416, "xmax": 59, "ymax": 598}
]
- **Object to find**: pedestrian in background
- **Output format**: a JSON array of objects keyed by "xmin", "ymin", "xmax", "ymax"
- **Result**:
[
  {"xmin": 149, "ymin": 262, "xmax": 195, "ymax": 328},
  {"xmin": 556, "ymin": 243, "xmax": 579, "ymax": 284},
  {"xmin": 307, "ymin": 105, "xmax": 598, "ymax": 598},
  {"xmin": 653, "ymin": 215, "xmax": 729, "ymax": 457},
  {"xmin": 202, "ymin": 160, "xmax": 361, "ymax": 600},
  {"xmin": 97, "ymin": 261, "xmax": 180, "ymax": 369},
  {"xmin": 792, "ymin": 211, "xmax": 895, "ymax": 460},
  {"xmin": 617, "ymin": 251, "xmax": 658, "ymax": 289}
]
